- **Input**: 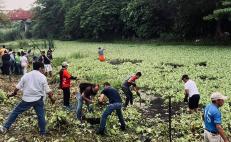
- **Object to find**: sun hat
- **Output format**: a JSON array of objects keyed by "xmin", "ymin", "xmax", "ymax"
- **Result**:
[
  {"xmin": 62, "ymin": 62, "xmax": 69, "ymax": 67},
  {"xmin": 211, "ymin": 92, "xmax": 228, "ymax": 101}
]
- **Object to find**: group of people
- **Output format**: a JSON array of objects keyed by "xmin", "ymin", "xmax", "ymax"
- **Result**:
[
  {"xmin": 0, "ymin": 60, "xmax": 140, "ymax": 136},
  {"xmin": 58, "ymin": 61, "xmax": 141, "ymax": 134},
  {"xmin": 0, "ymin": 45, "xmax": 54, "ymax": 77},
  {"xmin": 182, "ymin": 75, "xmax": 229, "ymax": 142},
  {"xmin": 0, "ymin": 45, "xmax": 229, "ymax": 141},
  {"xmin": 0, "ymin": 45, "xmax": 29, "ymax": 75}
]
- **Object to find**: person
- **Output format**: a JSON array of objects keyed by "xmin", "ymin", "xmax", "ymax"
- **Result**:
[
  {"xmin": 20, "ymin": 52, "xmax": 29, "ymax": 75},
  {"xmin": 0, "ymin": 45, "xmax": 7, "ymax": 73},
  {"xmin": 76, "ymin": 83, "xmax": 99, "ymax": 121},
  {"xmin": 14, "ymin": 52, "xmax": 22, "ymax": 75},
  {"xmin": 121, "ymin": 72, "xmax": 142, "ymax": 108},
  {"xmin": 2, "ymin": 50, "xmax": 11, "ymax": 75},
  {"xmin": 98, "ymin": 47, "xmax": 106, "ymax": 62},
  {"xmin": 9, "ymin": 49, "xmax": 15, "ymax": 74},
  {"xmin": 97, "ymin": 82, "xmax": 126, "ymax": 135},
  {"xmin": 181, "ymin": 75, "xmax": 200, "ymax": 113},
  {"xmin": 204, "ymin": 92, "xmax": 229, "ymax": 142},
  {"xmin": 0, "ymin": 62, "xmax": 55, "ymax": 135},
  {"xmin": 59, "ymin": 62, "xmax": 77, "ymax": 109},
  {"xmin": 0, "ymin": 45, "xmax": 6, "ymax": 56},
  {"xmin": 47, "ymin": 47, "xmax": 54, "ymax": 60},
  {"xmin": 39, "ymin": 51, "xmax": 52, "ymax": 77}
]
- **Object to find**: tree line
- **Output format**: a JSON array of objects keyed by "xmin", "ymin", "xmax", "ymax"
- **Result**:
[{"xmin": 24, "ymin": 0, "xmax": 231, "ymax": 41}]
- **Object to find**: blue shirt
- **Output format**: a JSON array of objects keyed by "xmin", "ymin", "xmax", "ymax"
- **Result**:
[
  {"xmin": 101, "ymin": 87, "xmax": 122, "ymax": 104},
  {"xmin": 204, "ymin": 103, "xmax": 222, "ymax": 133},
  {"xmin": 98, "ymin": 49, "xmax": 104, "ymax": 55}
]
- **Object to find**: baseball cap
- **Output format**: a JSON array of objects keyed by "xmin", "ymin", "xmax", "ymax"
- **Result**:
[
  {"xmin": 210, "ymin": 92, "xmax": 228, "ymax": 101},
  {"xmin": 62, "ymin": 62, "xmax": 69, "ymax": 67}
]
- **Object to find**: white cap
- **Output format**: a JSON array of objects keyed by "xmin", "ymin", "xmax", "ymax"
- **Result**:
[
  {"xmin": 62, "ymin": 62, "xmax": 69, "ymax": 67},
  {"xmin": 210, "ymin": 92, "xmax": 228, "ymax": 101}
]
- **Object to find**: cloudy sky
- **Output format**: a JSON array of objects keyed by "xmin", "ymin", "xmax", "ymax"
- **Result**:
[{"xmin": 2, "ymin": 0, "xmax": 36, "ymax": 10}]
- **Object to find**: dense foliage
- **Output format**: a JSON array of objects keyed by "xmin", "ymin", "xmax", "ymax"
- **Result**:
[{"xmin": 29, "ymin": 0, "xmax": 231, "ymax": 41}]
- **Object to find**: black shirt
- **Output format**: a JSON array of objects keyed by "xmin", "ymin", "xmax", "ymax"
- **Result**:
[
  {"xmin": 101, "ymin": 87, "xmax": 122, "ymax": 104},
  {"xmin": 43, "ymin": 55, "xmax": 51, "ymax": 64},
  {"xmin": 2, "ymin": 54, "xmax": 11, "ymax": 63},
  {"xmin": 39, "ymin": 55, "xmax": 51, "ymax": 64}
]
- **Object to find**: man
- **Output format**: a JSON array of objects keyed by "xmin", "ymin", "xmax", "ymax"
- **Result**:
[
  {"xmin": 0, "ymin": 62, "xmax": 55, "ymax": 135},
  {"xmin": 204, "ymin": 92, "xmax": 229, "ymax": 142},
  {"xmin": 0, "ymin": 45, "xmax": 6, "ymax": 56},
  {"xmin": 47, "ymin": 47, "xmax": 54, "ymax": 60},
  {"xmin": 9, "ymin": 49, "xmax": 15, "ymax": 74},
  {"xmin": 122, "ymin": 72, "xmax": 142, "ymax": 108},
  {"xmin": 181, "ymin": 75, "xmax": 200, "ymax": 113},
  {"xmin": 97, "ymin": 82, "xmax": 126, "ymax": 135},
  {"xmin": 2, "ymin": 50, "xmax": 11, "ymax": 75},
  {"xmin": 59, "ymin": 62, "xmax": 77, "ymax": 109},
  {"xmin": 98, "ymin": 47, "xmax": 106, "ymax": 62},
  {"xmin": 0, "ymin": 45, "xmax": 6, "ymax": 73},
  {"xmin": 14, "ymin": 52, "xmax": 22, "ymax": 75},
  {"xmin": 20, "ymin": 52, "xmax": 29, "ymax": 75},
  {"xmin": 76, "ymin": 83, "xmax": 99, "ymax": 121},
  {"xmin": 39, "ymin": 51, "xmax": 52, "ymax": 77}
]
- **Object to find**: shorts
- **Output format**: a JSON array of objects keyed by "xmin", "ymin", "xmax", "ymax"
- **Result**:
[
  {"xmin": 188, "ymin": 94, "xmax": 200, "ymax": 109},
  {"xmin": 204, "ymin": 129, "xmax": 224, "ymax": 142},
  {"xmin": 44, "ymin": 64, "xmax": 52, "ymax": 72}
]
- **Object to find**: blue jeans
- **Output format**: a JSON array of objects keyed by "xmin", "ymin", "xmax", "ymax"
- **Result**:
[
  {"xmin": 76, "ymin": 93, "xmax": 93, "ymax": 120},
  {"xmin": 3, "ymin": 97, "xmax": 46, "ymax": 135},
  {"xmin": 99, "ymin": 103, "xmax": 125, "ymax": 132}
]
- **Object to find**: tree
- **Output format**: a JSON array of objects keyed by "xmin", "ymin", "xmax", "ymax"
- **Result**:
[
  {"xmin": 204, "ymin": 0, "xmax": 231, "ymax": 39},
  {"xmin": 64, "ymin": 0, "xmax": 92, "ymax": 39},
  {"xmin": 31, "ymin": 0, "xmax": 66, "ymax": 38},
  {"xmin": 174, "ymin": 0, "xmax": 217, "ymax": 39},
  {"xmin": 121, "ymin": 0, "xmax": 175, "ymax": 39}
]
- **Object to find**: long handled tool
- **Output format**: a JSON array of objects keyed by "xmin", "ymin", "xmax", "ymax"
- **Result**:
[{"xmin": 136, "ymin": 92, "xmax": 142, "ymax": 107}]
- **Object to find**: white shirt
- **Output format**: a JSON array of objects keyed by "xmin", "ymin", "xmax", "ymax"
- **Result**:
[
  {"xmin": 16, "ymin": 70, "xmax": 51, "ymax": 102},
  {"xmin": 20, "ymin": 56, "xmax": 28, "ymax": 66},
  {"xmin": 184, "ymin": 80, "xmax": 200, "ymax": 97}
]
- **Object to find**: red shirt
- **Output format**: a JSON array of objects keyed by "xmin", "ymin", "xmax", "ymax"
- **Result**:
[{"xmin": 60, "ymin": 69, "xmax": 72, "ymax": 88}]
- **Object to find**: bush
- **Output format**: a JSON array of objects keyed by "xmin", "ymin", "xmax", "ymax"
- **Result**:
[
  {"xmin": 0, "ymin": 28, "xmax": 19, "ymax": 42},
  {"xmin": 17, "ymin": 40, "xmax": 30, "ymax": 48},
  {"xmin": 159, "ymin": 33, "xmax": 180, "ymax": 42}
]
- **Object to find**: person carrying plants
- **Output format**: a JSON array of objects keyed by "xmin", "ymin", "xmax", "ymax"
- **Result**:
[
  {"xmin": 0, "ymin": 62, "xmax": 55, "ymax": 135},
  {"xmin": 122, "ymin": 72, "xmax": 142, "ymax": 108},
  {"xmin": 76, "ymin": 83, "xmax": 99, "ymax": 121},
  {"xmin": 203, "ymin": 92, "xmax": 229, "ymax": 142},
  {"xmin": 98, "ymin": 47, "xmax": 106, "ymax": 62},
  {"xmin": 97, "ymin": 82, "xmax": 126, "ymax": 135},
  {"xmin": 59, "ymin": 62, "xmax": 77, "ymax": 110},
  {"xmin": 181, "ymin": 74, "xmax": 200, "ymax": 113}
]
